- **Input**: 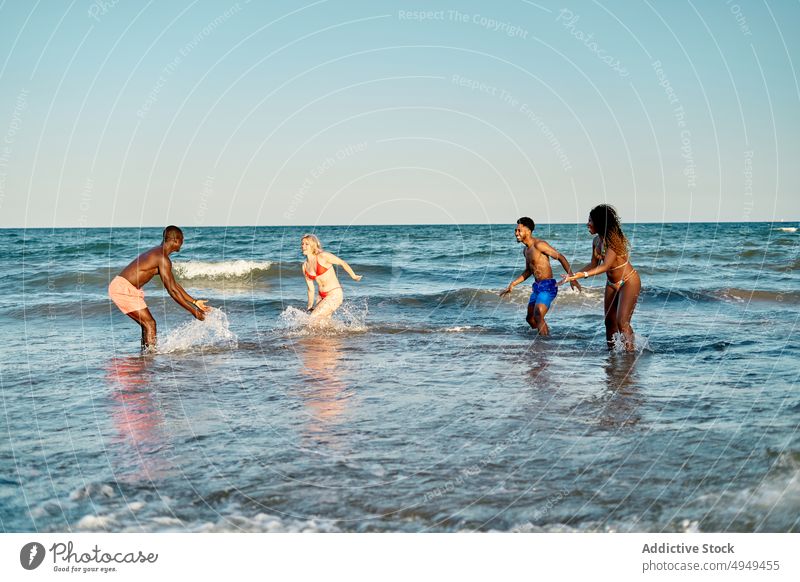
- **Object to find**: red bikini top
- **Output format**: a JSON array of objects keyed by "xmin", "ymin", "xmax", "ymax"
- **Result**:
[{"xmin": 304, "ymin": 260, "xmax": 330, "ymax": 280}]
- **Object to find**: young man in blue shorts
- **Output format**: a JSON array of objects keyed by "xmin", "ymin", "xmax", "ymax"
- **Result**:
[{"xmin": 499, "ymin": 217, "xmax": 581, "ymax": 335}]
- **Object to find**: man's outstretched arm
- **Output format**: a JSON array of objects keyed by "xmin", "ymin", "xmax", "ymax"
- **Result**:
[
  {"xmin": 159, "ymin": 256, "xmax": 208, "ymax": 319},
  {"xmin": 500, "ymin": 267, "xmax": 532, "ymax": 297}
]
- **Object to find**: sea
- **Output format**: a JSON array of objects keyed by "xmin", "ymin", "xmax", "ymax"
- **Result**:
[{"xmin": 1, "ymin": 222, "xmax": 798, "ymax": 532}]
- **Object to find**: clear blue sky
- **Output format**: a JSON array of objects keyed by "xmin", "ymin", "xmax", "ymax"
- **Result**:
[{"xmin": 0, "ymin": 0, "xmax": 797, "ymax": 227}]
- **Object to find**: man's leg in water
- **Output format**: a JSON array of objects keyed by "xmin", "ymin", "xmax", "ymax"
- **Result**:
[
  {"xmin": 604, "ymin": 285, "xmax": 620, "ymax": 349},
  {"xmin": 526, "ymin": 303, "xmax": 537, "ymax": 330},
  {"xmin": 526, "ymin": 302, "xmax": 550, "ymax": 336},
  {"xmin": 126, "ymin": 308, "xmax": 156, "ymax": 350}
]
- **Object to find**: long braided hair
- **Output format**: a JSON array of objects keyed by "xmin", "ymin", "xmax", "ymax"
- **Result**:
[{"xmin": 589, "ymin": 204, "xmax": 630, "ymax": 257}]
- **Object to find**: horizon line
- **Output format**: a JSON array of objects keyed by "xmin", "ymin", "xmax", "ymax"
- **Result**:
[{"xmin": 2, "ymin": 219, "xmax": 799, "ymax": 230}]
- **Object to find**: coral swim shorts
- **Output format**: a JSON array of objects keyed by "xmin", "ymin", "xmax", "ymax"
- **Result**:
[{"xmin": 108, "ymin": 276, "xmax": 147, "ymax": 314}]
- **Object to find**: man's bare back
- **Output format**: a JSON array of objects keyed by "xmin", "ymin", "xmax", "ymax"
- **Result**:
[{"xmin": 119, "ymin": 246, "xmax": 170, "ymax": 289}]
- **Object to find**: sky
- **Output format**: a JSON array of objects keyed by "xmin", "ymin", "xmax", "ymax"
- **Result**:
[{"xmin": 0, "ymin": 0, "xmax": 797, "ymax": 227}]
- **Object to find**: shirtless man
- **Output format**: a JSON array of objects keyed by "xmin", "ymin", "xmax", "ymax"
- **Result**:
[
  {"xmin": 108, "ymin": 225, "xmax": 210, "ymax": 350},
  {"xmin": 499, "ymin": 217, "xmax": 581, "ymax": 335}
]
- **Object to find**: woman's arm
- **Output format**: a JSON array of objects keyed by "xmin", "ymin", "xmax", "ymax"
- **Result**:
[
  {"xmin": 561, "ymin": 246, "xmax": 618, "ymax": 283},
  {"xmin": 303, "ymin": 265, "xmax": 315, "ymax": 310},
  {"xmin": 536, "ymin": 241, "xmax": 582, "ymax": 292},
  {"xmin": 574, "ymin": 237, "xmax": 601, "ymax": 274},
  {"xmin": 324, "ymin": 252, "xmax": 362, "ymax": 281}
]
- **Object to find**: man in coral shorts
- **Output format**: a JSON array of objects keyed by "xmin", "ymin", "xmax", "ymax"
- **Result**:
[{"xmin": 109, "ymin": 225, "xmax": 210, "ymax": 350}]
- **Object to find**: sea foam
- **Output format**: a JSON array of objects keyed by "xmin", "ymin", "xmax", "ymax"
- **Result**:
[
  {"xmin": 610, "ymin": 332, "xmax": 651, "ymax": 354},
  {"xmin": 277, "ymin": 300, "xmax": 368, "ymax": 336},
  {"xmin": 157, "ymin": 309, "xmax": 238, "ymax": 353},
  {"xmin": 173, "ymin": 260, "xmax": 272, "ymax": 280}
]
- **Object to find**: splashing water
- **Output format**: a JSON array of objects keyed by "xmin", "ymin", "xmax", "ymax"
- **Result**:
[
  {"xmin": 157, "ymin": 309, "xmax": 238, "ymax": 353},
  {"xmin": 610, "ymin": 332, "xmax": 651, "ymax": 354},
  {"xmin": 276, "ymin": 300, "xmax": 368, "ymax": 336}
]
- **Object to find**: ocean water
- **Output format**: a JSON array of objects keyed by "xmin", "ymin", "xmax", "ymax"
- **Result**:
[{"xmin": 1, "ymin": 223, "xmax": 798, "ymax": 533}]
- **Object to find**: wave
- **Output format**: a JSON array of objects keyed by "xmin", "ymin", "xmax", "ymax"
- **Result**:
[
  {"xmin": 53, "ymin": 482, "xmax": 342, "ymax": 532},
  {"xmin": 775, "ymin": 227, "xmax": 797, "ymax": 233},
  {"xmin": 379, "ymin": 286, "xmax": 605, "ymax": 309},
  {"xmin": 642, "ymin": 287, "xmax": 800, "ymax": 305},
  {"xmin": 685, "ymin": 451, "xmax": 800, "ymax": 532},
  {"xmin": 15, "ymin": 259, "xmax": 282, "ymax": 290},
  {"xmin": 504, "ymin": 519, "xmax": 701, "ymax": 533},
  {"xmin": 173, "ymin": 260, "xmax": 272, "ymax": 281},
  {"xmin": 62, "ymin": 500, "xmax": 342, "ymax": 533},
  {"xmin": 310, "ymin": 322, "xmax": 494, "ymax": 335},
  {"xmin": 712, "ymin": 288, "xmax": 800, "ymax": 304},
  {"xmin": 170, "ymin": 259, "xmax": 439, "ymax": 286}
]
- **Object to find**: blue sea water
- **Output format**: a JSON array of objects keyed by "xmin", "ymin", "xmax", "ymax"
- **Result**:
[{"xmin": 1, "ymin": 222, "xmax": 799, "ymax": 532}]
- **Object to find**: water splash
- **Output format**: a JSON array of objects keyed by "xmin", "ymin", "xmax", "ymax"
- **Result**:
[
  {"xmin": 443, "ymin": 326, "xmax": 474, "ymax": 332},
  {"xmin": 277, "ymin": 300, "xmax": 368, "ymax": 336},
  {"xmin": 157, "ymin": 309, "xmax": 238, "ymax": 353},
  {"xmin": 610, "ymin": 332, "xmax": 650, "ymax": 354}
]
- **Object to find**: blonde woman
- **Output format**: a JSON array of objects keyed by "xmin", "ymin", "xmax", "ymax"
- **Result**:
[{"xmin": 301, "ymin": 234, "xmax": 362, "ymax": 319}]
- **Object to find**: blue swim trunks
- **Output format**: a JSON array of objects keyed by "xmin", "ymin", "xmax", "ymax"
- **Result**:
[{"xmin": 528, "ymin": 278, "xmax": 558, "ymax": 309}]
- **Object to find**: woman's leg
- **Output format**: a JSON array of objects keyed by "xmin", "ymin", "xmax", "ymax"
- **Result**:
[
  {"xmin": 615, "ymin": 273, "xmax": 641, "ymax": 352},
  {"xmin": 604, "ymin": 284, "xmax": 620, "ymax": 349},
  {"xmin": 310, "ymin": 288, "xmax": 343, "ymax": 320}
]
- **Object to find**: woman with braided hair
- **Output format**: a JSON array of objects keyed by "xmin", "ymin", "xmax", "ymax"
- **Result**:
[{"xmin": 561, "ymin": 205, "xmax": 641, "ymax": 351}]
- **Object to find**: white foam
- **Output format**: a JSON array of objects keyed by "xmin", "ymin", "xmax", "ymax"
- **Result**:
[
  {"xmin": 679, "ymin": 519, "xmax": 701, "ymax": 533},
  {"xmin": 506, "ymin": 522, "xmax": 582, "ymax": 533},
  {"xmin": 558, "ymin": 285, "xmax": 605, "ymax": 305},
  {"xmin": 277, "ymin": 300, "xmax": 368, "ymax": 336},
  {"xmin": 173, "ymin": 260, "xmax": 272, "ymax": 280},
  {"xmin": 775, "ymin": 227, "xmax": 797, "ymax": 233},
  {"xmin": 732, "ymin": 458, "xmax": 800, "ymax": 510},
  {"xmin": 507, "ymin": 517, "xmax": 699, "ymax": 533},
  {"xmin": 151, "ymin": 516, "xmax": 184, "ymax": 526},
  {"xmin": 157, "ymin": 309, "xmax": 238, "ymax": 354},
  {"xmin": 191, "ymin": 513, "xmax": 341, "ymax": 533},
  {"xmin": 70, "ymin": 483, "xmax": 115, "ymax": 501},
  {"xmin": 76, "ymin": 514, "xmax": 115, "ymax": 530},
  {"xmin": 691, "ymin": 453, "xmax": 800, "ymax": 526},
  {"xmin": 610, "ymin": 332, "xmax": 650, "ymax": 354}
]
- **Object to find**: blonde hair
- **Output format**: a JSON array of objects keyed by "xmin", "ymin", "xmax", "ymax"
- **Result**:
[{"xmin": 302, "ymin": 234, "xmax": 323, "ymax": 254}]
